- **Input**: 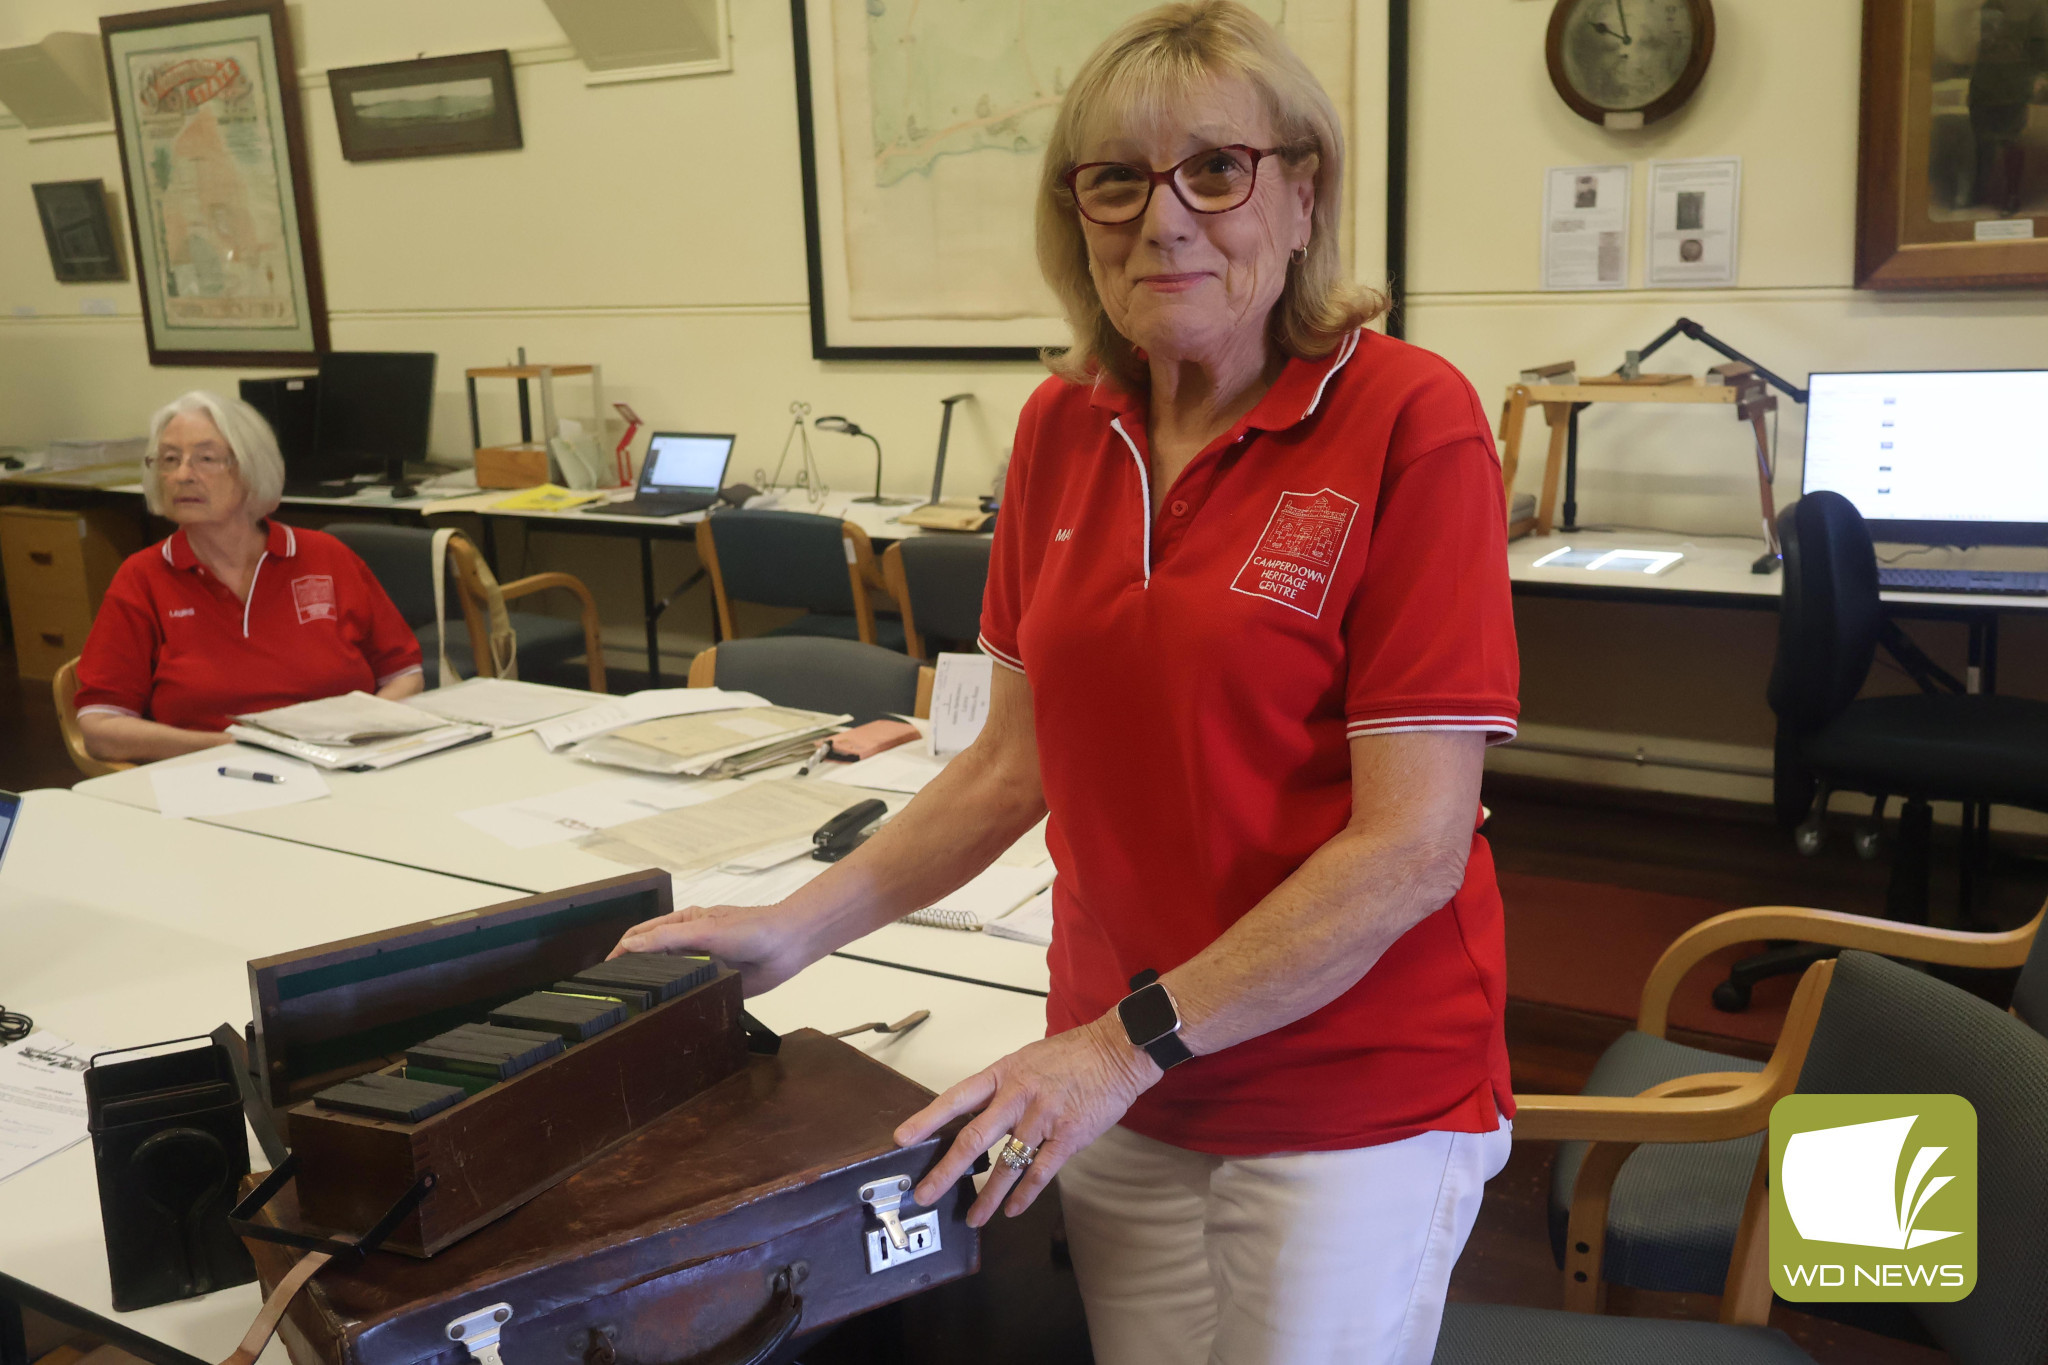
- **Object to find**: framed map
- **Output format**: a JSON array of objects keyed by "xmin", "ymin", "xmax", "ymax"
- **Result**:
[
  {"xmin": 791, "ymin": 0, "xmax": 1356, "ymax": 360},
  {"xmin": 101, "ymin": 0, "xmax": 329, "ymax": 366}
]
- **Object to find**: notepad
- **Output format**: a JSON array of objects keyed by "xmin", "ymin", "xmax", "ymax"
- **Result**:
[
  {"xmin": 905, "ymin": 864, "xmax": 1057, "ymax": 931},
  {"xmin": 982, "ymin": 887, "xmax": 1055, "ymax": 946}
]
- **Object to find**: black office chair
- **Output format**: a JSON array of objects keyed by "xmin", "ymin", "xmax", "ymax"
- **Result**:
[
  {"xmin": 325, "ymin": 524, "xmax": 602, "ymax": 689},
  {"xmin": 696, "ymin": 510, "xmax": 906, "ymax": 651},
  {"xmin": 687, "ymin": 637, "xmax": 926, "ymax": 725},
  {"xmin": 1447, "ymin": 951, "xmax": 2048, "ymax": 1365},
  {"xmin": 1724, "ymin": 490, "xmax": 2048, "ymax": 1008},
  {"xmin": 883, "ymin": 537, "xmax": 991, "ymax": 661}
]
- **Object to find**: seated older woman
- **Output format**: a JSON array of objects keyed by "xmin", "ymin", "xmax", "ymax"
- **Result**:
[{"xmin": 75, "ymin": 391, "xmax": 424, "ymax": 762}]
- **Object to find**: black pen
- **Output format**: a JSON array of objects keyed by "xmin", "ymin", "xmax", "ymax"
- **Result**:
[{"xmin": 218, "ymin": 766, "xmax": 282, "ymax": 784}]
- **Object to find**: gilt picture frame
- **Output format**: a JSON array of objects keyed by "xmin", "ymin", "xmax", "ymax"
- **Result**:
[
  {"xmin": 1856, "ymin": 0, "xmax": 2048, "ymax": 289},
  {"xmin": 101, "ymin": 0, "xmax": 329, "ymax": 365}
]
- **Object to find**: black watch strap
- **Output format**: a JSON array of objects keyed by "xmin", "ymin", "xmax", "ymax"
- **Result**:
[{"xmin": 1120, "ymin": 970, "xmax": 1194, "ymax": 1070}]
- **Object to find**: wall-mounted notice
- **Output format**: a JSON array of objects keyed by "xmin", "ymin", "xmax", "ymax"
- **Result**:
[
  {"xmin": 1647, "ymin": 157, "xmax": 1741, "ymax": 287},
  {"xmin": 1542, "ymin": 164, "xmax": 1632, "ymax": 291}
]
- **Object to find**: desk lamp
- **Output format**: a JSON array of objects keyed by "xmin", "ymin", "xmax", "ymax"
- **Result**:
[
  {"xmin": 814, "ymin": 414, "xmax": 915, "ymax": 505},
  {"xmin": 1566, "ymin": 317, "xmax": 1807, "ymax": 575},
  {"xmin": 926, "ymin": 393, "xmax": 975, "ymax": 504}
]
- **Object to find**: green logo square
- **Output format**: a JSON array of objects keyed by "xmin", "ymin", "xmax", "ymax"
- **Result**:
[{"xmin": 1769, "ymin": 1093, "xmax": 1976, "ymax": 1302}]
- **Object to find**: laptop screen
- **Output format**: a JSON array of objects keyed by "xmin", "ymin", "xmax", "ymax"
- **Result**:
[
  {"xmin": 640, "ymin": 433, "xmax": 735, "ymax": 494},
  {"xmin": 0, "ymin": 790, "xmax": 17, "ymax": 877}
]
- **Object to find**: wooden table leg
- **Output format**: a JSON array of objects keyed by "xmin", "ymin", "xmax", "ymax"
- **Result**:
[
  {"xmin": 1500, "ymin": 386, "xmax": 1532, "ymax": 537},
  {"xmin": 1536, "ymin": 402, "xmax": 1572, "ymax": 536}
]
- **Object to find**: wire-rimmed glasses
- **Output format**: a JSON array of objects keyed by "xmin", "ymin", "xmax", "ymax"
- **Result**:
[
  {"xmin": 143, "ymin": 450, "xmax": 232, "ymax": 475},
  {"xmin": 1061, "ymin": 144, "xmax": 1286, "ymax": 226}
]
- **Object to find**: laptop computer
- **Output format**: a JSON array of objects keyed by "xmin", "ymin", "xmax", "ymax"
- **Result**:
[
  {"xmin": 593, "ymin": 432, "xmax": 736, "ymax": 518},
  {"xmin": 0, "ymin": 789, "xmax": 17, "ymax": 877}
]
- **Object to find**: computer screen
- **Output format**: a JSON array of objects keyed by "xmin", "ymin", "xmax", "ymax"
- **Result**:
[
  {"xmin": 641, "ymin": 433, "xmax": 734, "ymax": 492},
  {"xmin": 1802, "ymin": 370, "xmax": 2048, "ymax": 546},
  {"xmin": 0, "ymin": 789, "xmax": 17, "ymax": 877},
  {"xmin": 313, "ymin": 352, "xmax": 437, "ymax": 483}
]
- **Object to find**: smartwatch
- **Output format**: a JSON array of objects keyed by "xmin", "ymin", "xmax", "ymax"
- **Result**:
[{"xmin": 1117, "ymin": 969, "xmax": 1194, "ymax": 1070}]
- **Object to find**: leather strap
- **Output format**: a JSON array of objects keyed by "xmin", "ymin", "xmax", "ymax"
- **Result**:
[{"xmin": 217, "ymin": 1248, "xmax": 331, "ymax": 1365}]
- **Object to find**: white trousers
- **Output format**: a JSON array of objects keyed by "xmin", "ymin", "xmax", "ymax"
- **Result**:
[{"xmin": 1057, "ymin": 1118, "xmax": 1513, "ymax": 1365}]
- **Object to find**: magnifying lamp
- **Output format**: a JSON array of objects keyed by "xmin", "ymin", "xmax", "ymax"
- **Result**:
[{"xmin": 814, "ymin": 415, "xmax": 915, "ymax": 505}]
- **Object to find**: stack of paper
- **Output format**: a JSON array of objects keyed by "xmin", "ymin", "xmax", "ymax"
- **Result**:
[
  {"xmin": 579, "ymin": 706, "xmax": 848, "ymax": 777},
  {"xmin": 905, "ymin": 864, "xmax": 1057, "ymax": 931},
  {"xmin": 229, "ymin": 692, "xmax": 489, "ymax": 770},
  {"xmin": 580, "ymin": 778, "xmax": 878, "ymax": 874},
  {"xmin": 984, "ymin": 887, "xmax": 1055, "ymax": 946},
  {"xmin": 0, "ymin": 1033, "xmax": 91, "ymax": 1184},
  {"xmin": 534, "ymin": 687, "xmax": 768, "ymax": 752},
  {"xmin": 407, "ymin": 678, "xmax": 599, "ymax": 734}
]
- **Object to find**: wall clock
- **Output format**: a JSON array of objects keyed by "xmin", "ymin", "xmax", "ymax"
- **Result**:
[{"xmin": 1546, "ymin": 0, "xmax": 1716, "ymax": 129}]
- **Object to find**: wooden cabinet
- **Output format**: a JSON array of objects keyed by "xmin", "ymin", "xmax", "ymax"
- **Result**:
[{"xmin": 0, "ymin": 506, "xmax": 140, "ymax": 680}]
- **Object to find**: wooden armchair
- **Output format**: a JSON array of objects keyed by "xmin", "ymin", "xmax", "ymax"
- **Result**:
[
  {"xmin": 52, "ymin": 657, "xmax": 133, "ymax": 778},
  {"xmin": 445, "ymin": 534, "xmax": 607, "ymax": 693},
  {"xmin": 1549, "ymin": 896, "xmax": 2043, "ymax": 1313}
]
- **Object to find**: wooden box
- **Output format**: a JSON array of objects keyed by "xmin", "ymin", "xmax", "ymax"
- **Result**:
[
  {"xmin": 472, "ymin": 444, "xmax": 550, "ymax": 489},
  {"xmin": 248, "ymin": 871, "xmax": 748, "ymax": 1257},
  {"xmin": 0, "ymin": 505, "xmax": 141, "ymax": 679}
]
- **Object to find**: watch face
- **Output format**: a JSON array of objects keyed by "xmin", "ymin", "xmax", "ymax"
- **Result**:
[
  {"xmin": 1120, "ymin": 982, "xmax": 1180, "ymax": 1044},
  {"xmin": 1558, "ymin": 0, "xmax": 1697, "ymax": 111}
]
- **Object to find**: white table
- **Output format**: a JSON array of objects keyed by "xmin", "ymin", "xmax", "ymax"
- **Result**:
[
  {"xmin": 0, "ymin": 789, "xmax": 1044, "ymax": 1365},
  {"xmin": 0, "ymin": 790, "xmax": 509, "ymax": 1365}
]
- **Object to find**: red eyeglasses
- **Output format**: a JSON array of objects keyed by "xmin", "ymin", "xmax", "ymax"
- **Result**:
[{"xmin": 1062, "ymin": 145, "xmax": 1287, "ymax": 226}]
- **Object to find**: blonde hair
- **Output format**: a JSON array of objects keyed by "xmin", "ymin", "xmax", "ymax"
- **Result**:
[
  {"xmin": 1036, "ymin": 1, "xmax": 1384, "ymax": 388},
  {"xmin": 141, "ymin": 391, "xmax": 284, "ymax": 521}
]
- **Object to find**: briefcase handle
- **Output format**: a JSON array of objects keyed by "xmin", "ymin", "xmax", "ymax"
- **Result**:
[{"xmin": 655, "ymin": 1265, "xmax": 803, "ymax": 1365}]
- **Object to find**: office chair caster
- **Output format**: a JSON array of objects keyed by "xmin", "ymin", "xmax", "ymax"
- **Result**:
[
  {"xmin": 1855, "ymin": 827, "xmax": 1883, "ymax": 860},
  {"xmin": 1712, "ymin": 980, "xmax": 1752, "ymax": 1013}
]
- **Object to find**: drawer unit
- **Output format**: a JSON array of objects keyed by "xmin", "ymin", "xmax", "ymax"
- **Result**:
[{"xmin": 0, "ymin": 506, "xmax": 141, "ymax": 680}]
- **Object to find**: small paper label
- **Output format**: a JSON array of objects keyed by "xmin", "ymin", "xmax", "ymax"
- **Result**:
[{"xmin": 1973, "ymin": 219, "xmax": 2035, "ymax": 242}]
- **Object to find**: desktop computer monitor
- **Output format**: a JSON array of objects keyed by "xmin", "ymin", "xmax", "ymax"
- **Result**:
[
  {"xmin": 313, "ymin": 352, "xmax": 436, "ymax": 495},
  {"xmin": 1802, "ymin": 370, "xmax": 2048, "ymax": 547}
]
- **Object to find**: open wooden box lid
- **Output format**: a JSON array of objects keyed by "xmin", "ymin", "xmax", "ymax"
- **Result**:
[{"xmin": 247, "ymin": 870, "xmax": 673, "ymax": 1117}]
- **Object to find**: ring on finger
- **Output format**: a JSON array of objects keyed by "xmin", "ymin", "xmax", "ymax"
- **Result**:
[{"xmin": 997, "ymin": 1135, "xmax": 1039, "ymax": 1171}]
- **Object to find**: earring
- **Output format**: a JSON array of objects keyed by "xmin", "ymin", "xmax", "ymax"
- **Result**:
[{"xmin": 1290, "ymin": 245, "xmax": 1308, "ymax": 264}]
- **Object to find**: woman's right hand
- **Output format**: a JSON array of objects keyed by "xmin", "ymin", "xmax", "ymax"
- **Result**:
[{"xmin": 607, "ymin": 900, "xmax": 818, "ymax": 997}]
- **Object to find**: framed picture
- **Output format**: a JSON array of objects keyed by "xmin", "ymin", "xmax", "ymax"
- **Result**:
[
  {"xmin": 328, "ymin": 50, "xmax": 522, "ymax": 163},
  {"xmin": 32, "ymin": 180, "xmax": 127, "ymax": 283},
  {"xmin": 100, "ymin": 0, "xmax": 328, "ymax": 366},
  {"xmin": 789, "ymin": 0, "xmax": 1355, "ymax": 360},
  {"xmin": 1856, "ymin": 0, "xmax": 2048, "ymax": 290}
]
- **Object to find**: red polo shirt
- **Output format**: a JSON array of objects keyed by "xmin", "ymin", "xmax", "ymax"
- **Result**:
[
  {"xmin": 981, "ymin": 328, "xmax": 1520, "ymax": 1155},
  {"xmin": 75, "ymin": 521, "xmax": 422, "ymax": 733}
]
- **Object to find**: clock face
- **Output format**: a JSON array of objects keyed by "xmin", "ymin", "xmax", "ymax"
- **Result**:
[{"xmin": 1558, "ymin": 0, "xmax": 1699, "ymax": 111}]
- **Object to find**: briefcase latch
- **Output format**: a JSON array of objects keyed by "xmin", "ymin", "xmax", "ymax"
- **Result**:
[
  {"xmin": 858, "ymin": 1176, "xmax": 941, "ymax": 1272},
  {"xmin": 446, "ymin": 1303, "xmax": 513, "ymax": 1365}
]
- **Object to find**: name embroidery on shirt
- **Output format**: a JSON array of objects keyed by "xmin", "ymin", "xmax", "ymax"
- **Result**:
[
  {"xmin": 291, "ymin": 574, "xmax": 337, "ymax": 624},
  {"xmin": 1229, "ymin": 488, "xmax": 1360, "ymax": 619},
  {"xmin": 167, "ymin": 607, "xmax": 196, "ymax": 618},
  {"xmin": 1054, "ymin": 528, "xmax": 1074, "ymax": 542}
]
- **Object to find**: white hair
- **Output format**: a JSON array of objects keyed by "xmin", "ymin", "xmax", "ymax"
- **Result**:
[{"xmin": 141, "ymin": 391, "xmax": 285, "ymax": 521}]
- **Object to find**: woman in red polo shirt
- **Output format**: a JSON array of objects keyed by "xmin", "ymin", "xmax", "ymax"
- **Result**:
[
  {"xmin": 74, "ymin": 392, "xmax": 423, "ymax": 763},
  {"xmin": 614, "ymin": 4, "xmax": 1517, "ymax": 1360}
]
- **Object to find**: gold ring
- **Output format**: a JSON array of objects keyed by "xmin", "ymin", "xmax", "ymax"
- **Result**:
[{"xmin": 997, "ymin": 1135, "xmax": 1038, "ymax": 1171}]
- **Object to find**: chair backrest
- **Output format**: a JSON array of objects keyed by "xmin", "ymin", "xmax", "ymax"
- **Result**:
[
  {"xmin": 890, "ymin": 536, "xmax": 990, "ymax": 658},
  {"xmin": 1766, "ymin": 491, "xmax": 1883, "ymax": 735},
  {"xmin": 2011, "ymin": 912, "xmax": 2048, "ymax": 1036},
  {"xmin": 322, "ymin": 523, "xmax": 459, "ymax": 630},
  {"xmin": 52, "ymin": 657, "xmax": 132, "ymax": 778},
  {"xmin": 695, "ymin": 637, "xmax": 924, "ymax": 724},
  {"xmin": 1796, "ymin": 950, "xmax": 2048, "ymax": 1364},
  {"xmin": 699, "ymin": 510, "xmax": 861, "ymax": 614}
]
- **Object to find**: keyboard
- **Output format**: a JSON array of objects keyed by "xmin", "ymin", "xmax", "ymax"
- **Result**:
[
  {"xmin": 1878, "ymin": 567, "xmax": 2048, "ymax": 596},
  {"xmin": 585, "ymin": 492, "xmax": 716, "ymax": 518}
]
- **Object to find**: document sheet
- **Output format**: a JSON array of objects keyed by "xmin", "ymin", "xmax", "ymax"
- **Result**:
[
  {"xmin": 535, "ymin": 688, "xmax": 769, "ymax": 751},
  {"xmin": 930, "ymin": 652, "xmax": 994, "ymax": 758},
  {"xmin": 823, "ymin": 746, "xmax": 949, "ymax": 795},
  {"xmin": 581, "ymin": 779, "xmax": 877, "ymax": 874},
  {"xmin": 407, "ymin": 678, "xmax": 598, "ymax": 733},
  {"xmin": 458, "ymin": 775, "xmax": 726, "ymax": 849},
  {"xmin": 983, "ymin": 888, "xmax": 1055, "ymax": 946},
  {"xmin": 0, "ymin": 1033, "xmax": 92, "ymax": 1185},
  {"xmin": 1542, "ymin": 164, "xmax": 1631, "ymax": 291}
]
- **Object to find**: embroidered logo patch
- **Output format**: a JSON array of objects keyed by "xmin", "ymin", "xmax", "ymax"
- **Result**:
[
  {"xmin": 291, "ymin": 574, "xmax": 337, "ymax": 624},
  {"xmin": 1230, "ymin": 488, "xmax": 1360, "ymax": 618}
]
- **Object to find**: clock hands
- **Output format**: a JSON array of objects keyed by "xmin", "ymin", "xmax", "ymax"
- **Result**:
[
  {"xmin": 1615, "ymin": 0, "xmax": 1633, "ymax": 42},
  {"xmin": 1589, "ymin": 19, "xmax": 1630, "ymax": 43}
]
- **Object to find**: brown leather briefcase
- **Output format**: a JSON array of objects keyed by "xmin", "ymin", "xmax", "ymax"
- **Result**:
[{"xmin": 245, "ymin": 1029, "xmax": 978, "ymax": 1365}]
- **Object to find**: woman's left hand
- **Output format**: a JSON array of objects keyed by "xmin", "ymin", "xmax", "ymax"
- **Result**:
[{"xmin": 893, "ymin": 1013, "xmax": 1161, "ymax": 1226}]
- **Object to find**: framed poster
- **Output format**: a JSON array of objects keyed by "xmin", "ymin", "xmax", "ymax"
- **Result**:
[
  {"xmin": 1856, "ymin": 0, "xmax": 2048, "ymax": 290},
  {"xmin": 329, "ymin": 50, "xmax": 522, "ymax": 163},
  {"xmin": 790, "ymin": 0, "xmax": 1356, "ymax": 360},
  {"xmin": 32, "ymin": 180, "xmax": 127, "ymax": 283},
  {"xmin": 101, "ymin": 0, "xmax": 329, "ymax": 365}
]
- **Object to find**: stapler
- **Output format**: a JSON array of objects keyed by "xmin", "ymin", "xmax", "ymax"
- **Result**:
[{"xmin": 812, "ymin": 798, "xmax": 887, "ymax": 862}]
